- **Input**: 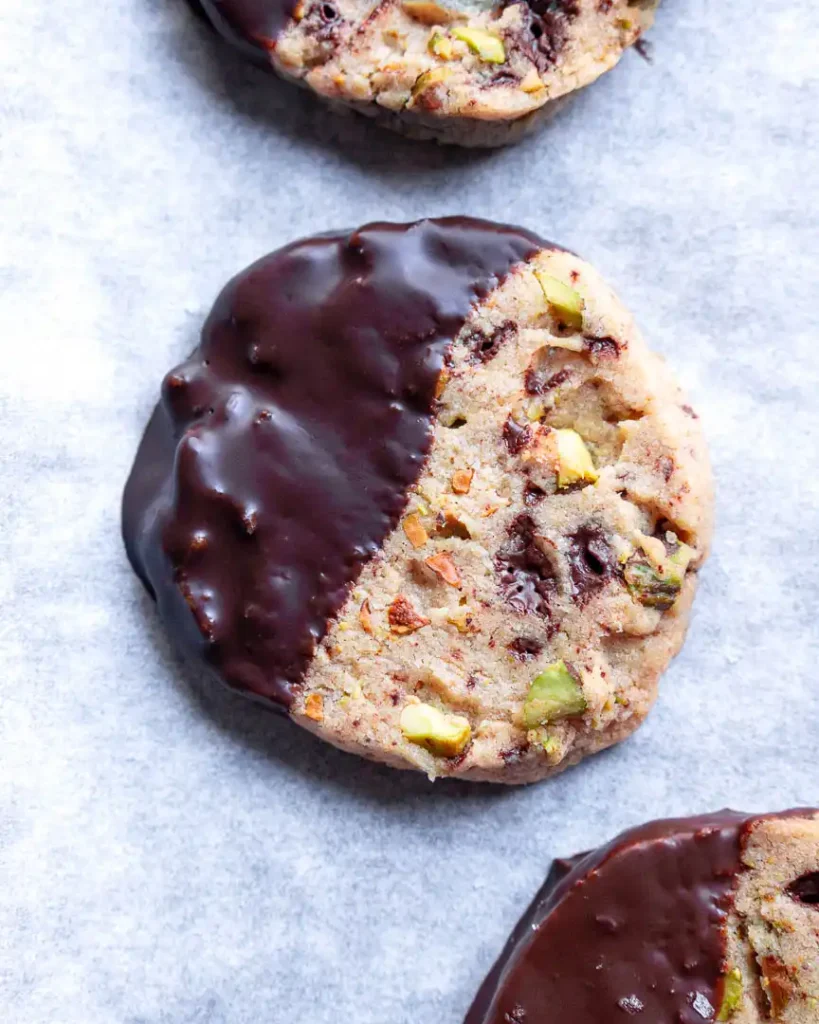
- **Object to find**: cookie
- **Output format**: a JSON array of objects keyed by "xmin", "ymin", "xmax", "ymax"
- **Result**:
[
  {"xmin": 465, "ymin": 809, "xmax": 819, "ymax": 1023},
  {"xmin": 122, "ymin": 216, "xmax": 712, "ymax": 784},
  {"xmin": 194, "ymin": 0, "xmax": 658, "ymax": 146}
]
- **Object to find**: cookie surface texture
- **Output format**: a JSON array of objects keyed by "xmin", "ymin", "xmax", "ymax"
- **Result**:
[
  {"xmin": 465, "ymin": 809, "xmax": 819, "ymax": 1023},
  {"xmin": 195, "ymin": 0, "xmax": 658, "ymax": 146},
  {"xmin": 123, "ymin": 217, "xmax": 712, "ymax": 784}
]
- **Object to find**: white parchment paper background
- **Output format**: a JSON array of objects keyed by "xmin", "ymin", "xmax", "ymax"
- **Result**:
[{"xmin": 2, "ymin": 1, "xmax": 818, "ymax": 1021}]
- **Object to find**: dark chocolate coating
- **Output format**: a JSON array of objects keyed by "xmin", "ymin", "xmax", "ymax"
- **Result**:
[
  {"xmin": 195, "ymin": 0, "xmax": 289, "ymax": 52},
  {"xmin": 465, "ymin": 811, "xmax": 798, "ymax": 1024},
  {"xmin": 122, "ymin": 218, "xmax": 547, "ymax": 709}
]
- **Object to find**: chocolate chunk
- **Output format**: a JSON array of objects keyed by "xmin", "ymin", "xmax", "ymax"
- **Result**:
[
  {"xmin": 523, "ymin": 0, "xmax": 580, "ymax": 71},
  {"xmin": 508, "ymin": 637, "xmax": 543, "ymax": 661},
  {"xmin": 503, "ymin": 416, "xmax": 532, "ymax": 455},
  {"xmin": 788, "ymin": 871, "xmax": 819, "ymax": 906},
  {"xmin": 524, "ymin": 365, "xmax": 571, "ymax": 397},
  {"xmin": 584, "ymin": 335, "xmax": 620, "ymax": 361},
  {"xmin": 566, "ymin": 525, "xmax": 617, "ymax": 600},
  {"xmin": 464, "ymin": 812, "xmax": 779, "ymax": 1024},
  {"xmin": 523, "ymin": 482, "xmax": 545, "ymax": 506},
  {"xmin": 123, "ymin": 219, "xmax": 548, "ymax": 709},
  {"xmin": 496, "ymin": 514, "xmax": 556, "ymax": 618},
  {"xmin": 468, "ymin": 320, "xmax": 517, "ymax": 364}
]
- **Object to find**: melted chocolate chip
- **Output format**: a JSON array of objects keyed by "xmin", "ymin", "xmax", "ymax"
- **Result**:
[
  {"xmin": 123, "ymin": 219, "xmax": 548, "ymax": 708},
  {"xmin": 469, "ymin": 321, "xmax": 517, "ymax": 364},
  {"xmin": 524, "ymin": 365, "xmax": 571, "ymax": 396},
  {"xmin": 788, "ymin": 871, "xmax": 819, "ymax": 906},
  {"xmin": 496, "ymin": 514, "xmax": 556, "ymax": 618},
  {"xmin": 566, "ymin": 525, "xmax": 617, "ymax": 600},
  {"xmin": 522, "ymin": 0, "xmax": 580, "ymax": 71},
  {"xmin": 464, "ymin": 812, "xmax": 771, "ymax": 1024},
  {"xmin": 503, "ymin": 416, "xmax": 532, "ymax": 455},
  {"xmin": 508, "ymin": 637, "xmax": 543, "ymax": 661},
  {"xmin": 523, "ymin": 482, "xmax": 545, "ymax": 506},
  {"xmin": 584, "ymin": 335, "xmax": 620, "ymax": 361}
]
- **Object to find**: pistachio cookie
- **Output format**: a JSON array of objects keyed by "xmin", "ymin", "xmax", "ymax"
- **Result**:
[
  {"xmin": 122, "ymin": 217, "xmax": 712, "ymax": 784},
  {"xmin": 194, "ymin": 0, "xmax": 658, "ymax": 146},
  {"xmin": 466, "ymin": 808, "xmax": 819, "ymax": 1023}
]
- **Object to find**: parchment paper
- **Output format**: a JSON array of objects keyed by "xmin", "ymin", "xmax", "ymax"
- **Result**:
[{"xmin": 2, "ymin": 1, "xmax": 818, "ymax": 1021}]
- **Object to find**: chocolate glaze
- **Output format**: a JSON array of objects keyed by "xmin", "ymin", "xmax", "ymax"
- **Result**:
[
  {"xmin": 196, "ymin": 0, "xmax": 292, "ymax": 53},
  {"xmin": 465, "ymin": 810, "xmax": 812, "ymax": 1024},
  {"xmin": 123, "ymin": 218, "xmax": 547, "ymax": 709}
]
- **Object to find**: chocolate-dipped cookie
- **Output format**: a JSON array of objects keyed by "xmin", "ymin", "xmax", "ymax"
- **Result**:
[
  {"xmin": 466, "ymin": 809, "xmax": 819, "ymax": 1023},
  {"xmin": 193, "ymin": 0, "xmax": 658, "ymax": 146},
  {"xmin": 123, "ymin": 217, "xmax": 712, "ymax": 783}
]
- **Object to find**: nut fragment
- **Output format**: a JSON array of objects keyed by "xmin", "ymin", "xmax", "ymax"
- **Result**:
[
  {"xmin": 424, "ymin": 553, "xmax": 462, "ymax": 588},
  {"xmin": 359, "ymin": 598, "xmax": 375, "ymax": 634},
  {"xmin": 553, "ymin": 429, "xmax": 598, "ymax": 488},
  {"xmin": 400, "ymin": 702, "xmax": 471, "ymax": 756},
  {"xmin": 535, "ymin": 272, "xmax": 584, "ymax": 330},
  {"xmin": 452, "ymin": 26, "xmax": 506, "ymax": 63},
  {"xmin": 716, "ymin": 969, "xmax": 743, "ymax": 1021},
  {"xmin": 429, "ymin": 32, "xmax": 454, "ymax": 58},
  {"xmin": 522, "ymin": 661, "xmax": 586, "ymax": 729},
  {"xmin": 403, "ymin": 513, "xmax": 429, "ymax": 549},
  {"xmin": 520, "ymin": 68, "xmax": 545, "ymax": 94},
  {"xmin": 403, "ymin": 0, "xmax": 455, "ymax": 24},
  {"xmin": 451, "ymin": 468, "xmax": 473, "ymax": 494},
  {"xmin": 388, "ymin": 595, "xmax": 431, "ymax": 634},
  {"xmin": 624, "ymin": 540, "xmax": 694, "ymax": 611},
  {"xmin": 411, "ymin": 66, "xmax": 454, "ymax": 97},
  {"xmin": 304, "ymin": 693, "xmax": 324, "ymax": 722}
]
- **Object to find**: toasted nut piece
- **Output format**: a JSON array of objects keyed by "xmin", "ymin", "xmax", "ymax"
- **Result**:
[
  {"xmin": 429, "ymin": 32, "xmax": 455, "ymax": 58},
  {"xmin": 446, "ymin": 606, "xmax": 477, "ymax": 633},
  {"xmin": 424, "ymin": 553, "xmax": 462, "ymax": 588},
  {"xmin": 520, "ymin": 68, "xmax": 545, "ymax": 94},
  {"xmin": 403, "ymin": 0, "xmax": 455, "ymax": 24},
  {"xmin": 359, "ymin": 598, "xmax": 375, "ymax": 634},
  {"xmin": 434, "ymin": 369, "xmax": 449, "ymax": 398},
  {"xmin": 452, "ymin": 26, "xmax": 506, "ymax": 63},
  {"xmin": 451, "ymin": 468, "xmax": 473, "ymax": 494},
  {"xmin": 388, "ymin": 595, "xmax": 430, "ymax": 634},
  {"xmin": 625, "ymin": 542, "xmax": 694, "ymax": 611},
  {"xmin": 400, "ymin": 702, "xmax": 471, "ymax": 756},
  {"xmin": 716, "ymin": 969, "xmax": 743, "ymax": 1021},
  {"xmin": 553, "ymin": 429, "xmax": 598, "ymax": 488},
  {"xmin": 760, "ymin": 956, "xmax": 793, "ymax": 1018},
  {"xmin": 411, "ymin": 67, "xmax": 454, "ymax": 97},
  {"xmin": 523, "ymin": 661, "xmax": 586, "ymax": 728},
  {"xmin": 304, "ymin": 693, "xmax": 324, "ymax": 721},
  {"xmin": 535, "ymin": 272, "xmax": 584, "ymax": 329},
  {"xmin": 403, "ymin": 513, "xmax": 429, "ymax": 549}
]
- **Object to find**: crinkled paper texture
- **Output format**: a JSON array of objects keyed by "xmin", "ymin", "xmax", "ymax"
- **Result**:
[{"xmin": 1, "ymin": 1, "xmax": 818, "ymax": 1021}]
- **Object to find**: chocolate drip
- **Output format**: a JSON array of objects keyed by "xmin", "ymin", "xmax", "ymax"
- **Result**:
[
  {"xmin": 465, "ymin": 811, "xmax": 812, "ymax": 1024},
  {"xmin": 123, "ymin": 218, "xmax": 547, "ymax": 708}
]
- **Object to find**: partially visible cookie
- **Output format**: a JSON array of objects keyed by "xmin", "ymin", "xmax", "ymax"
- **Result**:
[
  {"xmin": 123, "ymin": 217, "xmax": 711, "ymax": 784},
  {"xmin": 466, "ymin": 809, "xmax": 819, "ymax": 1023},
  {"xmin": 195, "ymin": 0, "xmax": 658, "ymax": 146}
]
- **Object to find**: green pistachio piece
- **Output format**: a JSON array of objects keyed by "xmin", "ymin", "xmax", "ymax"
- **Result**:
[
  {"xmin": 452, "ymin": 26, "xmax": 506, "ymax": 63},
  {"xmin": 716, "ymin": 968, "xmax": 743, "ymax": 1021},
  {"xmin": 534, "ymin": 272, "xmax": 584, "ymax": 329},
  {"xmin": 625, "ymin": 542, "xmax": 694, "ymax": 611},
  {"xmin": 523, "ymin": 661, "xmax": 587, "ymax": 729},
  {"xmin": 553, "ymin": 429, "xmax": 598, "ymax": 488},
  {"xmin": 400, "ymin": 702, "xmax": 471, "ymax": 756}
]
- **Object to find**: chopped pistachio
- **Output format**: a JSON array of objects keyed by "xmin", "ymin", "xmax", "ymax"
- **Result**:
[
  {"xmin": 452, "ymin": 26, "xmax": 506, "ymax": 63},
  {"xmin": 411, "ymin": 67, "xmax": 454, "ymax": 96},
  {"xmin": 400, "ymin": 703, "xmax": 472, "ymax": 756},
  {"xmin": 451, "ymin": 468, "xmax": 474, "ymax": 494},
  {"xmin": 625, "ymin": 541, "xmax": 694, "ymax": 611},
  {"xmin": 429, "ymin": 32, "xmax": 454, "ymax": 59},
  {"xmin": 520, "ymin": 68, "xmax": 545, "ymax": 94},
  {"xmin": 535, "ymin": 272, "xmax": 584, "ymax": 330},
  {"xmin": 523, "ymin": 661, "xmax": 587, "ymax": 728},
  {"xmin": 553, "ymin": 429, "xmax": 598, "ymax": 488},
  {"xmin": 716, "ymin": 969, "xmax": 743, "ymax": 1021}
]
